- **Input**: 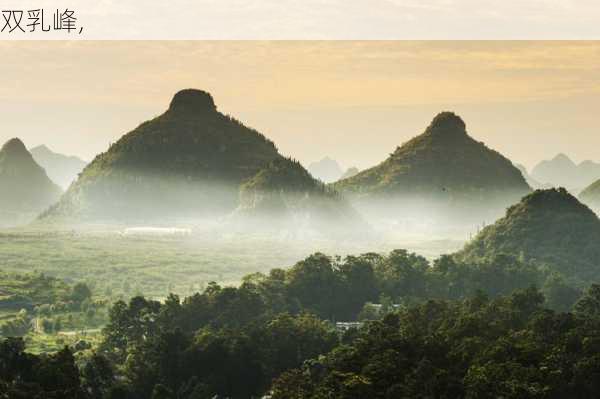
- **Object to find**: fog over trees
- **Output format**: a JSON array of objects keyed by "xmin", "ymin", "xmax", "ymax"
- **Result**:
[{"xmin": 3, "ymin": 88, "xmax": 600, "ymax": 398}]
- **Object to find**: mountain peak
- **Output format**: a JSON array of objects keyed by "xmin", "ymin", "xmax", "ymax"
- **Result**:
[
  {"xmin": 335, "ymin": 112, "xmax": 530, "ymax": 223},
  {"xmin": 43, "ymin": 89, "xmax": 282, "ymax": 221},
  {"xmin": 31, "ymin": 144, "xmax": 51, "ymax": 153},
  {"xmin": 518, "ymin": 187, "xmax": 582, "ymax": 211},
  {"xmin": 551, "ymin": 153, "xmax": 575, "ymax": 165},
  {"xmin": 1, "ymin": 138, "xmax": 28, "ymax": 155},
  {"xmin": 459, "ymin": 187, "xmax": 600, "ymax": 282},
  {"xmin": 426, "ymin": 112, "xmax": 467, "ymax": 137},
  {"xmin": 168, "ymin": 89, "xmax": 216, "ymax": 114},
  {"xmin": 0, "ymin": 138, "xmax": 62, "ymax": 220}
]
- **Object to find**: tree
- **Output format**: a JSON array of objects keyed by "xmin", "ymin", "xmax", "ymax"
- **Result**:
[
  {"xmin": 338, "ymin": 256, "xmax": 378, "ymax": 320},
  {"xmin": 33, "ymin": 346, "xmax": 85, "ymax": 397},
  {"xmin": 574, "ymin": 284, "xmax": 600, "ymax": 318},
  {"xmin": 258, "ymin": 313, "xmax": 337, "ymax": 381},
  {"xmin": 542, "ymin": 274, "xmax": 581, "ymax": 312},
  {"xmin": 373, "ymin": 249, "xmax": 429, "ymax": 300},
  {"xmin": 82, "ymin": 353, "xmax": 115, "ymax": 399},
  {"xmin": 286, "ymin": 253, "xmax": 342, "ymax": 319},
  {"xmin": 71, "ymin": 282, "xmax": 93, "ymax": 304}
]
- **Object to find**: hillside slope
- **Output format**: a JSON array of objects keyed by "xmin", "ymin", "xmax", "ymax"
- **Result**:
[
  {"xmin": 334, "ymin": 112, "xmax": 531, "ymax": 223},
  {"xmin": 0, "ymin": 138, "xmax": 62, "ymax": 225},
  {"xmin": 578, "ymin": 179, "xmax": 600, "ymax": 214},
  {"xmin": 458, "ymin": 188, "xmax": 600, "ymax": 283},
  {"xmin": 231, "ymin": 158, "xmax": 364, "ymax": 234},
  {"xmin": 42, "ymin": 89, "xmax": 282, "ymax": 222}
]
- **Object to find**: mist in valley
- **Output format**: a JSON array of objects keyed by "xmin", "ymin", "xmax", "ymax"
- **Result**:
[{"xmin": 3, "ymin": 42, "xmax": 600, "ymax": 397}]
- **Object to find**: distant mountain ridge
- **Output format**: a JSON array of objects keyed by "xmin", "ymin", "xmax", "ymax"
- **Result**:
[
  {"xmin": 30, "ymin": 145, "xmax": 87, "ymax": 189},
  {"xmin": 0, "ymin": 138, "xmax": 62, "ymax": 226},
  {"xmin": 515, "ymin": 163, "xmax": 548, "ymax": 189},
  {"xmin": 531, "ymin": 154, "xmax": 600, "ymax": 192}
]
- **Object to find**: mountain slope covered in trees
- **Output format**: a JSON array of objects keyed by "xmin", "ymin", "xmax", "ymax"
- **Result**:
[
  {"xmin": 334, "ymin": 112, "xmax": 531, "ymax": 223},
  {"xmin": 458, "ymin": 188, "xmax": 600, "ymax": 283},
  {"xmin": 42, "ymin": 89, "xmax": 283, "ymax": 222},
  {"xmin": 231, "ymin": 158, "xmax": 363, "ymax": 233}
]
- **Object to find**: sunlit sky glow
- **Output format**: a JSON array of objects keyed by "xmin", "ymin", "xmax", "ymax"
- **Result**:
[{"xmin": 0, "ymin": 41, "xmax": 599, "ymax": 171}]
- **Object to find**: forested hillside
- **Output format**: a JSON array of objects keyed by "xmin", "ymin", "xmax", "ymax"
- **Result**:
[
  {"xmin": 42, "ymin": 89, "xmax": 282, "ymax": 222},
  {"xmin": 2, "ymin": 247, "xmax": 597, "ymax": 398}
]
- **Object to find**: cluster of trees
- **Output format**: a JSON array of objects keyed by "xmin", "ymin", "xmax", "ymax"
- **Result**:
[
  {"xmin": 0, "ymin": 250, "xmax": 597, "ymax": 398},
  {"xmin": 0, "ymin": 310, "xmax": 30, "ymax": 337},
  {"xmin": 0, "ymin": 277, "xmax": 106, "ymax": 337},
  {"xmin": 459, "ymin": 188, "xmax": 600, "ymax": 285},
  {"xmin": 272, "ymin": 286, "xmax": 600, "ymax": 398},
  {"xmin": 3, "ymin": 283, "xmax": 600, "ymax": 398},
  {"xmin": 0, "ymin": 337, "xmax": 111, "ymax": 398},
  {"xmin": 229, "ymin": 250, "xmax": 579, "ymax": 317}
]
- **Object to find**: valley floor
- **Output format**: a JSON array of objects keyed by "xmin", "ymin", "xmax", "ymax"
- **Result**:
[{"xmin": 0, "ymin": 225, "xmax": 464, "ymax": 300}]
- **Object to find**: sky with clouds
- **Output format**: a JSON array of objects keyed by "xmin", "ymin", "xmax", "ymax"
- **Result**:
[{"xmin": 0, "ymin": 41, "xmax": 599, "ymax": 171}]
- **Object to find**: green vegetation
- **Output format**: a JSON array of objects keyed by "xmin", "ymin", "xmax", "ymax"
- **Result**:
[
  {"xmin": 3, "ymin": 98, "xmax": 600, "ymax": 397},
  {"xmin": 234, "ymin": 158, "xmax": 362, "ymax": 232},
  {"xmin": 43, "ymin": 89, "xmax": 283, "ymax": 221},
  {"xmin": 1, "ymin": 183, "xmax": 599, "ymax": 396},
  {"xmin": 334, "ymin": 112, "xmax": 531, "ymax": 221},
  {"xmin": 336, "ymin": 112, "xmax": 529, "ymax": 197},
  {"xmin": 0, "ymin": 272, "xmax": 107, "ymax": 358},
  {"xmin": 272, "ymin": 286, "xmax": 600, "ymax": 398},
  {"xmin": 459, "ymin": 188, "xmax": 600, "ymax": 284},
  {"xmin": 0, "ymin": 226, "xmax": 461, "ymax": 298},
  {"xmin": 1, "ymin": 249, "xmax": 598, "ymax": 398},
  {"xmin": 241, "ymin": 158, "xmax": 331, "ymax": 194}
]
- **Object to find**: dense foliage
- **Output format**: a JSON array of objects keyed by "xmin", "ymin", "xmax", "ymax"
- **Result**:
[
  {"xmin": 2, "ymin": 280, "xmax": 600, "ymax": 398},
  {"xmin": 2, "ymin": 247, "xmax": 596, "ymax": 398},
  {"xmin": 459, "ymin": 188, "xmax": 600, "ymax": 284},
  {"xmin": 272, "ymin": 285, "xmax": 600, "ymax": 399},
  {"xmin": 0, "ymin": 273, "xmax": 107, "ymax": 352},
  {"xmin": 234, "ymin": 158, "xmax": 361, "ymax": 232},
  {"xmin": 335, "ymin": 112, "xmax": 530, "ymax": 203},
  {"xmin": 42, "ymin": 89, "xmax": 283, "ymax": 221}
]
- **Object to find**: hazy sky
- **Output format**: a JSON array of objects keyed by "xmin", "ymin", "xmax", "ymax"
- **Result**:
[{"xmin": 0, "ymin": 41, "xmax": 599, "ymax": 171}]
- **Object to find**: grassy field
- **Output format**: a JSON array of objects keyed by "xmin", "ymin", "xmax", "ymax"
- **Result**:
[{"xmin": 0, "ymin": 226, "xmax": 464, "ymax": 298}]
